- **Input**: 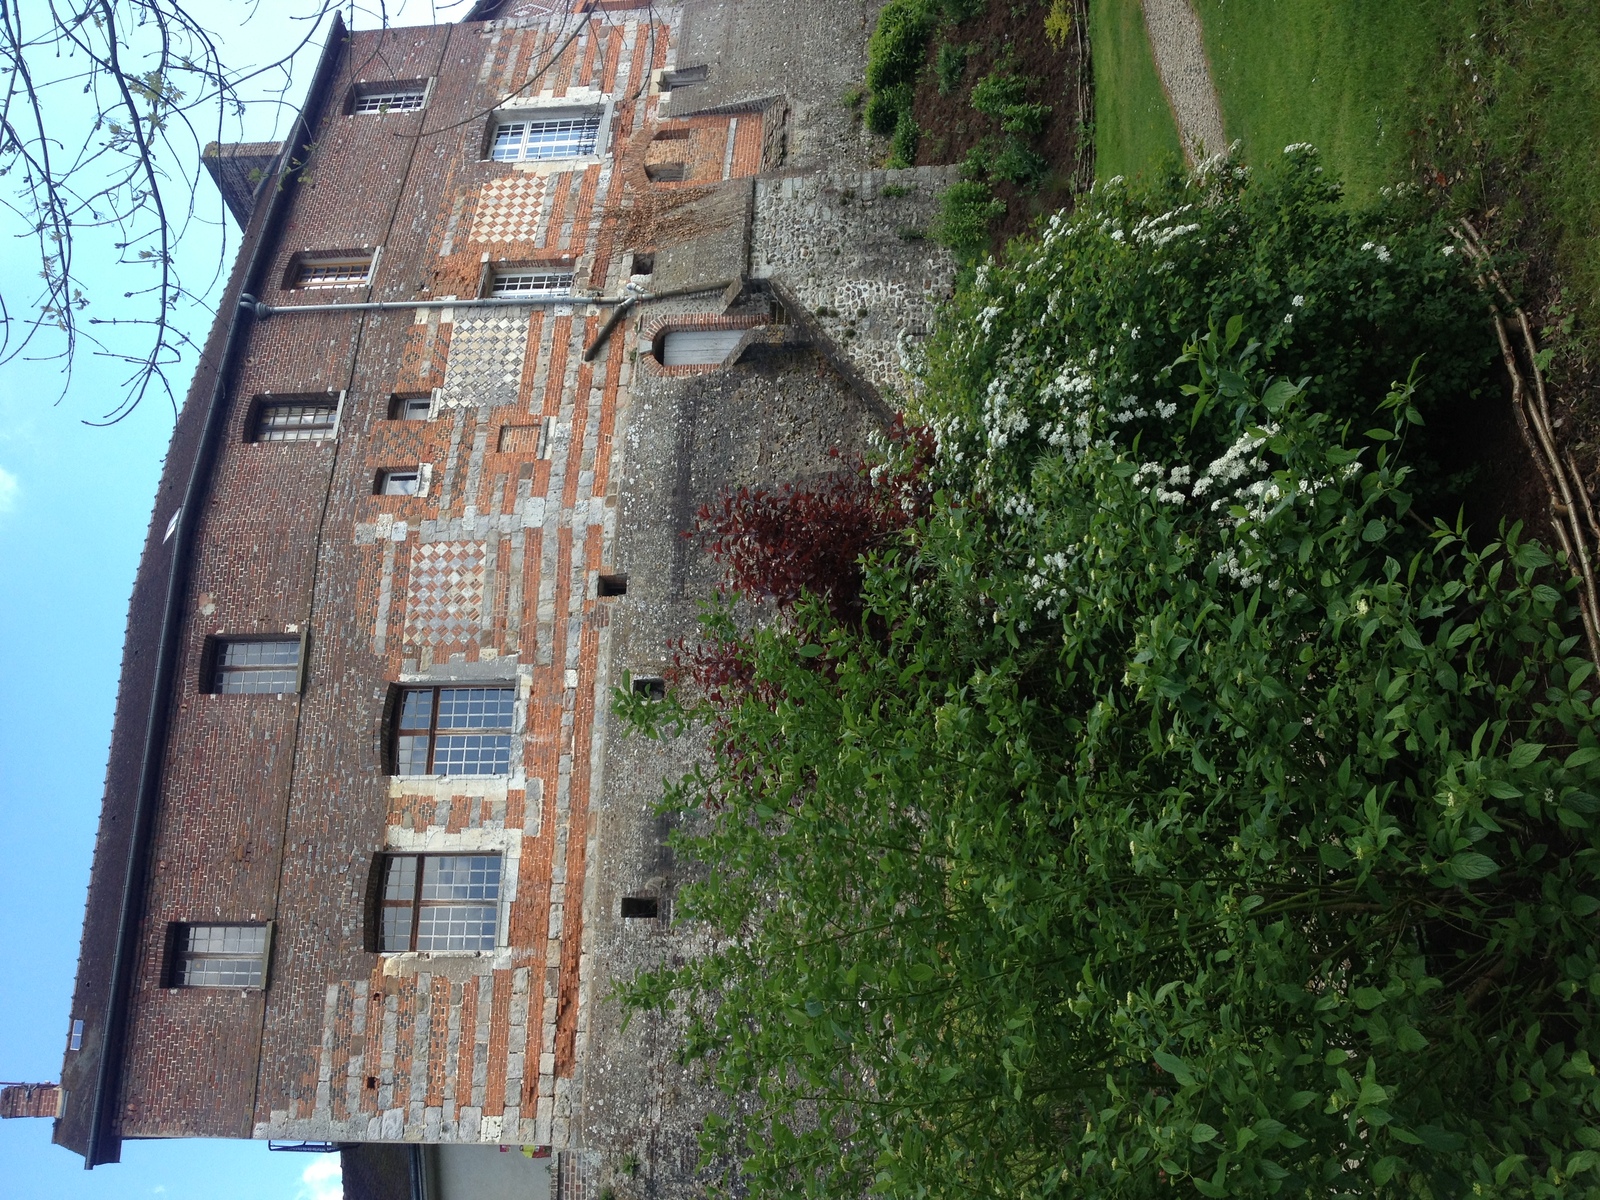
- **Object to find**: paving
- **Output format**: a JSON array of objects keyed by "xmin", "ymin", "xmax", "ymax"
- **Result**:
[{"xmin": 1141, "ymin": 0, "xmax": 1228, "ymax": 163}]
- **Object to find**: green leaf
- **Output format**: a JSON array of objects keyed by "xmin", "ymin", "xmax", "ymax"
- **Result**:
[
  {"xmin": 1362, "ymin": 519, "xmax": 1387, "ymax": 542},
  {"xmin": 795, "ymin": 643, "xmax": 824, "ymax": 658},
  {"xmin": 1372, "ymin": 1155, "xmax": 1401, "ymax": 1185},
  {"xmin": 1395, "ymin": 1025, "xmax": 1428, "ymax": 1052},
  {"xmin": 1191, "ymin": 1122, "xmax": 1219, "ymax": 1144},
  {"xmin": 1353, "ymin": 987, "xmax": 1384, "ymax": 1010},
  {"xmin": 1153, "ymin": 1050, "xmax": 1196, "ymax": 1087},
  {"xmin": 1448, "ymin": 852, "xmax": 1498, "ymax": 880},
  {"xmin": 1506, "ymin": 741, "xmax": 1545, "ymax": 769}
]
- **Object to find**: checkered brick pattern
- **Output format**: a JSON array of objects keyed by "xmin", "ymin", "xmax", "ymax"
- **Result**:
[
  {"xmin": 472, "ymin": 175, "xmax": 547, "ymax": 243},
  {"xmin": 440, "ymin": 314, "xmax": 530, "ymax": 408},
  {"xmin": 403, "ymin": 541, "xmax": 487, "ymax": 645}
]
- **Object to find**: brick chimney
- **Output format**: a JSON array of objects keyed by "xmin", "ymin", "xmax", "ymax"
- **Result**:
[{"xmin": 1, "ymin": 1083, "xmax": 61, "ymax": 1118}]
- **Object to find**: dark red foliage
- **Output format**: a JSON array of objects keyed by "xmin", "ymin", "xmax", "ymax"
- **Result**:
[
  {"xmin": 691, "ymin": 416, "xmax": 936, "ymax": 624},
  {"xmin": 668, "ymin": 419, "xmax": 937, "ymax": 714}
]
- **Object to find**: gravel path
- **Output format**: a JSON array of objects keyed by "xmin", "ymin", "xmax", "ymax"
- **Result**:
[{"xmin": 1140, "ymin": 0, "xmax": 1227, "ymax": 163}]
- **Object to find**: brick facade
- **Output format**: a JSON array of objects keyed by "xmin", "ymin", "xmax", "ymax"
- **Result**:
[{"xmin": 59, "ymin": 0, "xmax": 957, "ymax": 1188}]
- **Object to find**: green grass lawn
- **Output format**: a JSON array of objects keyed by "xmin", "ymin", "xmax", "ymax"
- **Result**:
[
  {"xmin": 1087, "ymin": 0, "xmax": 1184, "ymax": 181},
  {"xmin": 1190, "ymin": 0, "xmax": 1450, "ymax": 205},
  {"xmin": 1193, "ymin": 0, "xmax": 1600, "ymax": 345}
]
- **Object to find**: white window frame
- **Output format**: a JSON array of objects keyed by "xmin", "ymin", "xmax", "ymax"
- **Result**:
[
  {"xmin": 353, "ymin": 80, "xmax": 431, "ymax": 114},
  {"xmin": 486, "ymin": 94, "xmax": 614, "ymax": 165},
  {"xmin": 491, "ymin": 269, "xmax": 575, "ymax": 298}
]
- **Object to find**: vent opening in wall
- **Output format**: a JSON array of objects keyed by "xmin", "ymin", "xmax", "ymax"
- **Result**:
[
  {"xmin": 644, "ymin": 162, "xmax": 686, "ymax": 183},
  {"xmin": 629, "ymin": 251, "xmax": 655, "ymax": 276},
  {"xmin": 621, "ymin": 897, "xmax": 659, "ymax": 919},
  {"xmin": 631, "ymin": 676, "xmax": 665, "ymax": 701},
  {"xmin": 660, "ymin": 65, "xmax": 709, "ymax": 88},
  {"xmin": 597, "ymin": 573, "xmax": 628, "ymax": 597}
]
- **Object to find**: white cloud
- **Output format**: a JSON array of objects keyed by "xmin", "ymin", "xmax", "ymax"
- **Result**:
[
  {"xmin": 0, "ymin": 466, "xmax": 17, "ymax": 515},
  {"xmin": 297, "ymin": 1155, "xmax": 343, "ymax": 1200}
]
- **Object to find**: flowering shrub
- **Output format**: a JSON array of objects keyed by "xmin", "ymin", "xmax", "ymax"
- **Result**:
[{"xmin": 619, "ymin": 156, "xmax": 1600, "ymax": 1199}]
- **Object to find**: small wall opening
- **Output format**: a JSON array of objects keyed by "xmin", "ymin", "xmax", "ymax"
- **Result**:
[
  {"xmin": 629, "ymin": 251, "xmax": 655, "ymax": 276},
  {"xmin": 631, "ymin": 676, "xmax": 665, "ymax": 701},
  {"xmin": 645, "ymin": 162, "xmax": 686, "ymax": 182},
  {"xmin": 658, "ymin": 328, "xmax": 747, "ymax": 366},
  {"xmin": 597, "ymin": 573, "xmax": 628, "ymax": 597},
  {"xmin": 621, "ymin": 897, "xmax": 660, "ymax": 919}
]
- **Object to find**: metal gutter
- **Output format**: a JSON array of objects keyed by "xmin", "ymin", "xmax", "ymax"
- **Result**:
[
  {"xmin": 83, "ymin": 13, "xmax": 350, "ymax": 1169},
  {"xmin": 245, "ymin": 294, "xmax": 628, "ymax": 317}
]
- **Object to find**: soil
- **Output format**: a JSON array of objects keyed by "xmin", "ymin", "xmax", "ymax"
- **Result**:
[{"xmin": 905, "ymin": 0, "xmax": 1092, "ymax": 248}]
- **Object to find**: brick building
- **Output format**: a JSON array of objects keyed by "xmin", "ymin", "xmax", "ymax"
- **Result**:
[{"xmin": 57, "ymin": 0, "xmax": 956, "ymax": 1192}]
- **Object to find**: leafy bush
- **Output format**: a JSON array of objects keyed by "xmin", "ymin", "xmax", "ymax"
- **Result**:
[
  {"xmin": 933, "ymin": 178, "xmax": 1005, "ymax": 258},
  {"xmin": 1043, "ymin": 0, "xmax": 1073, "ymax": 46},
  {"xmin": 864, "ymin": 82, "xmax": 911, "ymax": 136},
  {"xmin": 620, "ymin": 156, "xmax": 1599, "ymax": 1199},
  {"xmin": 971, "ymin": 70, "xmax": 1052, "ymax": 134},
  {"xmin": 935, "ymin": 40, "xmax": 971, "ymax": 95},
  {"xmin": 990, "ymin": 135, "xmax": 1048, "ymax": 184},
  {"xmin": 888, "ymin": 112, "xmax": 921, "ymax": 168},
  {"xmin": 940, "ymin": 0, "xmax": 986, "ymax": 21},
  {"xmin": 865, "ymin": 0, "xmax": 935, "ymax": 94}
]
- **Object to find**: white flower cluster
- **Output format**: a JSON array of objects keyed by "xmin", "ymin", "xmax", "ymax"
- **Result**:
[
  {"xmin": 1282, "ymin": 142, "xmax": 1316, "ymax": 155},
  {"xmin": 1360, "ymin": 241, "xmax": 1393, "ymax": 264},
  {"xmin": 1132, "ymin": 461, "xmax": 1193, "ymax": 506},
  {"xmin": 1131, "ymin": 205, "xmax": 1201, "ymax": 250},
  {"xmin": 1193, "ymin": 426, "xmax": 1275, "ymax": 503}
]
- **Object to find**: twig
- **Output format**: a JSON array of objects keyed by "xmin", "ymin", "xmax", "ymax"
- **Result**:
[{"xmin": 1455, "ymin": 218, "xmax": 1600, "ymax": 671}]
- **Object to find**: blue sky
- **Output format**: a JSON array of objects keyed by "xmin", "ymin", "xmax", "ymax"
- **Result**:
[{"xmin": 0, "ymin": 2, "xmax": 464, "ymax": 1195}]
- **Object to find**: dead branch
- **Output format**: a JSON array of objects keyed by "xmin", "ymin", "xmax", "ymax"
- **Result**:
[{"xmin": 1455, "ymin": 218, "xmax": 1600, "ymax": 672}]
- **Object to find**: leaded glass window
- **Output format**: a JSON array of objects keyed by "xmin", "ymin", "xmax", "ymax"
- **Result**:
[
  {"xmin": 379, "ymin": 855, "xmax": 501, "ymax": 952},
  {"xmin": 393, "ymin": 686, "xmax": 515, "ymax": 776}
]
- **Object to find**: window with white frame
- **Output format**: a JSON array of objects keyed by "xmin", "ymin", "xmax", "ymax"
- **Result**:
[
  {"xmin": 354, "ymin": 84, "xmax": 428, "ymax": 114},
  {"xmin": 379, "ymin": 854, "xmax": 501, "ymax": 952},
  {"xmin": 377, "ymin": 468, "xmax": 421, "ymax": 496},
  {"xmin": 393, "ymin": 685, "xmax": 515, "ymax": 776},
  {"xmin": 291, "ymin": 254, "xmax": 373, "ymax": 288},
  {"xmin": 252, "ymin": 397, "xmax": 338, "ymax": 442},
  {"xmin": 209, "ymin": 637, "xmax": 303, "ymax": 694},
  {"xmin": 491, "ymin": 270, "xmax": 574, "ymax": 298},
  {"xmin": 170, "ymin": 923, "xmax": 270, "ymax": 987},
  {"xmin": 490, "ymin": 113, "xmax": 602, "ymax": 162}
]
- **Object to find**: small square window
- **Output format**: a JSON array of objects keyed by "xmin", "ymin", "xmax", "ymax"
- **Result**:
[
  {"xmin": 621, "ymin": 896, "xmax": 659, "ymax": 919},
  {"xmin": 390, "ymin": 395, "xmax": 432, "ymax": 421},
  {"xmin": 597, "ymin": 573, "xmax": 628, "ymax": 597},
  {"xmin": 392, "ymin": 685, "xmax": 516, "ymax": 776},
  {"xmin": 379, "ymin": 854, "xmax": 501, "ymax": 952},
  {"xmin": 291, "ymin": 254, "xmax": 373, "ymax": 289},
  {"xmin": 354, "ymin": 84, "xmax": 427, "ymax": 114},
  {"xmin": 170, "ymin": 923, "xmax": 269, "ymax": 988},
  {"xmin": 377, "ymin": 469, "xmax": 421, "ymax": 496},
  {"xmin": 632, "ymin": 676, "xmax": 665, "ymax": 701},
  {"xmin": 253, "ymin": 398, "xmax": 337, "ymax": 442},
  {"xmin": 492, "ymin": 270, "xmax": 575, "ymax": 298},
  {"xmin": 210, "ymin": 637, "xmax": 303, "ymax": 694},
  {"xmin": 490, "ymin": 113, "xmax": 602, "ymax": 162}
]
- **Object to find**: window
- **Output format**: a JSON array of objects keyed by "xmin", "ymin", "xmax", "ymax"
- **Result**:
[
  {"xmin": 210, "ymin": 637, "xmax": 303, "ymax": 694},
  {"xmin": 621, "ymin": 896, "xmax": 659, "ymax": 919},
  {"xmin": 660, "ymin": 65, "xmax": 710, "ymax": 88},
  {"xmin": 377, "ymin": 469, "xmax": 421, "ymax": 496},
  {"xmin": 491, "ymin": 270, "xmax": 574, "ymax": 298},
  {"xmin": 597, "ymin": 572, "xmax": 628, "ymax": 597},
  {"xmin": 490, "ymin": 114, "xmax": 601, "ymax": 162},
  {"xmin": 291, "ymin": 255, "xmax": 372, "ymax": 288},
  {"xmin": 68, "ymin": 1019, "xmax": 84, "ymax": 1051},
  {"xmin": 170, "ymin": 923, "xmax": 269, "ymax": 988},
  {"xmin": 390, "ymin": 394, "xmax": 432, "ymax": 420},
  {"xmin": 379, "ymin": 854, "xmax": 501, "ymax": 951},
  {"xmin": 354, "ymin": 85, "xmax": 427, "ymax": 114},
  {"xmin": 393, "ymin": 686, "xmax": 515, "ymax": 776},
  {"xmin": 253, "ymin": 398, "xmax": 337, "ymax": 442}
]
